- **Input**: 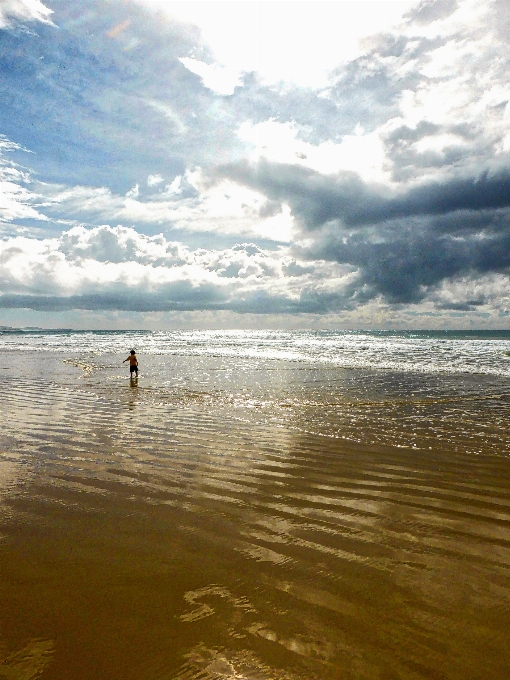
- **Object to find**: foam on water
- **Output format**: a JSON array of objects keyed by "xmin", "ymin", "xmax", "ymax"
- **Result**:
[{"xmin": 2, "ymin": 329, "xmax": 510, "ymax": 377}]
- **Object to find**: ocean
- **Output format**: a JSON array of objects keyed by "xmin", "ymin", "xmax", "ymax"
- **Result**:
[
  {"xmin": 3, "ymin": 328, "xmax": 510, "ymax": 376},
  {"xmin": 2, "ymin": 328, "xmax": 510, "ymax": 453},
  {"xmin": 0, "ymin": 329, "xmax": 509, "ymax": 679}
]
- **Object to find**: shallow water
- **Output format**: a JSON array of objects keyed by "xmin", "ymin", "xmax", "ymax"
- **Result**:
[
  {"xmin": 3, "ymin": 328, "xmax": 510, "ymax": 376},
  {"xmin": 0, "ymin": 339, "xmax": 510, "ymax": 679}
]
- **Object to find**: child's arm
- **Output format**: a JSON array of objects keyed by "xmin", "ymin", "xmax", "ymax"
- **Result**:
[{"xmin": 122, "ymin": 357, "xmax": 128, "ymax": 363}]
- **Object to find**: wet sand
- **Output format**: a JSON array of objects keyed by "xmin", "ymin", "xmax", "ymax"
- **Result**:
[{"xmin": 1, "ymin": 351, "xmax": 510, "ymax": 679}]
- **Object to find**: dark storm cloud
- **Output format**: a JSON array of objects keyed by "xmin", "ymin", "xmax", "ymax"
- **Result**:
[
  {"xmin": 0, "ymin": 282, "xmax": 227, "ymax": 312},
  {"xmin": 214, "ymin": 159, "xmax": 510, "ymax": 303},
  {"xmin": 309, "ymin": 226, "xmax": 510, "ymax": 304},
  {"xmin": 212, "ymin": 160, "xmax": 372, "ymax": 229},
  {"xmin": 0, "ymin": 288, "xmax": 349, "ymax": 315},
  {"xmin": 215, "ymin": 160, "xmax": 510, "ymax": 229}
]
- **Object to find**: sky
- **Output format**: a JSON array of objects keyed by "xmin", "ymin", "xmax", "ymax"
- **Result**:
[{"xmin": 1, "ymin": 0, "xmax": 510, "ymax": 329}]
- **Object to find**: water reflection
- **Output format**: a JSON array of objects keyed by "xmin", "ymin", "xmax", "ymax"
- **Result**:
[
  {"xmin": 0, "ymin": 457, "xmax": 32, "ymax": 521},
  {"xmin": 0, "ymin": 353, "xmax": 509, "ymax": 678},
  {"xmin": 128, "ymin": 374, "xmax": 138, "ymax": 410}
]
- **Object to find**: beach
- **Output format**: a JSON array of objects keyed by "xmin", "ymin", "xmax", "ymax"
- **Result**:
[{"xmin": 1, "ymin": 331, "xmax": 510, "ymax": 679}]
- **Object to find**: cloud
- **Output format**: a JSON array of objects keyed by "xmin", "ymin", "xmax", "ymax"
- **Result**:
[
  {"xmin": 179, "ymin": 58, "xmax": 242, "ymax": 96},
  {"xmin": 307, "ymin": 220, "xmax": 510, "ymax": 305},
  {"xmin": 407, "ymin": 0, "xmax": 459, "ymax": 25},
  {"xmin": 0, "ymin": 225, "xmax": 355, "ymax": 313},
  {"xmin": 201, "ymin": 0, "xmax": 510, "ymax": 308},
  {"xmin": 237, "ymin": 120, "xmax": 388, "ymax": 184},
  {"xmin": 0, "ymin": 136, "xmax": 49, "ymax": 224},
  {"xmin": 213, "ymin": 157, "xmax": 510, "ymax": 304},
  {"xmin": 139, "ymin": 0, "xmax": 418, "ymax": 89},
  {"xmin": 430, "ymin": 272, "xmax": 510, "ymax": 311},
  {"xmin": 146, "ymin": 174, "xmax": 164, "ymax": 187},
  {"xmin": 37, "ymin": 170, "xmax": 294, "ymax": 241},
  {"xmin": 57, "ymin": 225, "xmax": 189, "ymax": 265},
  {"xmin": 216, "ymin": 160, "xmax": 510, "ymax": 229},
  {"xmin": 323, "ymin": 0, "xmax": 510, "ymax": 181},
  {"xmin": 2, "ymin": 0, "xmax": 510, "ymax": 325},
  {"xmin": 0, "ymin": 0, "xmax": 53, "ymax": 28}
]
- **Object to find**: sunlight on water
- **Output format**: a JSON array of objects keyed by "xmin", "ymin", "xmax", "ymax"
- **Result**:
[{"xmin": 2, "ymin": 329, "xmax": 510, "ymax": 376}]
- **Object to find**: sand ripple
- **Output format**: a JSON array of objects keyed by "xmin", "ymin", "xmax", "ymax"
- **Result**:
[{"xmin": 0, "ymin": 366, "xmax": 509, "ymax": 679}]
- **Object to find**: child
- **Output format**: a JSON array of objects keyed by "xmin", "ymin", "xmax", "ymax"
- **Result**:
[{"xmin": 123, "ymin": 349, "xmax": 138, "ymax": 377}]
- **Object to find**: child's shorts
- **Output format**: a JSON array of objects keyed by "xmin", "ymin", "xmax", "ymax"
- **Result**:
[{"xmin": 130, "ymin": 365, "xmax": 138, "ymax": 373}]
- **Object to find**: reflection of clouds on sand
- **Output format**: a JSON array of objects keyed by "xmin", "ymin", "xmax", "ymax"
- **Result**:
[
  {"xmin": 181, "ymin": 585, "xmax": 256, "ymax": 623},
  {"xmin": 0, "ymin": 457, "xmax": 32, "ymax": 518},
  {"xmin": 247, "ymin": 622, "xmax": 335, "ymax": 662},
  {"xmin": 175, "ymin": 643, "xmax": 299, "ymax": 680},
  {"xmin": 177, "ymin": 589, "xmax": 280, "ymax": 680},
  {"xmin": 0, "ymin": 639, "xmax": 54, "ymax": 680},
  {"xmin": 239, "ymin": 543, "xmax": 292, "ymax": 565}
]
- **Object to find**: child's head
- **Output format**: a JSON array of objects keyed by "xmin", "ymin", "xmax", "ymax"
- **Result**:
[{"xmin": 130, "ymin": 349, "xmax": 136, "ymax": 355}]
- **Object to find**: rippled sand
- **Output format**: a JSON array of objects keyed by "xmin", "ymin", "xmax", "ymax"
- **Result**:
[{"xmin": 1, "ymin": 351, "xmax": 510, "ymax": 679}]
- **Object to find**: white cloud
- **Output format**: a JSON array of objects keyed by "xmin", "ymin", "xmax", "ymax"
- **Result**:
[
  {"xmin": 381, "ymin": 0, "xmax": 510, "ymax": 181},
  {"xmin": 40, "ymin": 170, "xmax": 294, "ymax": 241},
  {"xmin": 412, "ymin": 132, "xmax": 466, "ymax": 155},
  {"xmin": 125, "ymin": 184, "xmax": 140, "ymax": 198},
  {"xmin": 238, "ymin": 120, "xmax": 389, "ymax": 183},
  {"xmin": 179, "ymin": 58, "xmax": 242, "ymax": 96},
  {"xmin": 164, "ymin": 176, "xmax": 182, "ymax": 195},
  {"xmin": 227, "ymin": 0, "xmax": 510, "ymax": 189},
  {"xmin": 0, "ymin": 225, "xmax": 353, "ymax": 309},
  {"xmin": 147, "ymin": 174, "xmax": 164, "ymax": 186},
  {"xmin": 0, "ymin": 179, "xmax": 49, "ymax": 223},
  {"xmin": 174, "ymin": 171, "xmax": 294, "ymax": 240},
  {"xmin": 0, "ymin": 230, "xmax": 215, "ymax": 297},
  {"xmin": 58, "ymin": 225, "xmax": 189, "ymax": 266},
  {"xmin": 0, "ymin": 0, "xmax": 53, "ymax": 27},
  {"xmin": 0, "ymin": 137, "xmax": 49, "ymax": 224},
  {"xmin": 431, "ymin": 273, "xmax": 510, "ymax": 313},
  {"xmin": 140, "ymin": 0, "xmax": 418, "ymax": 88}
]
